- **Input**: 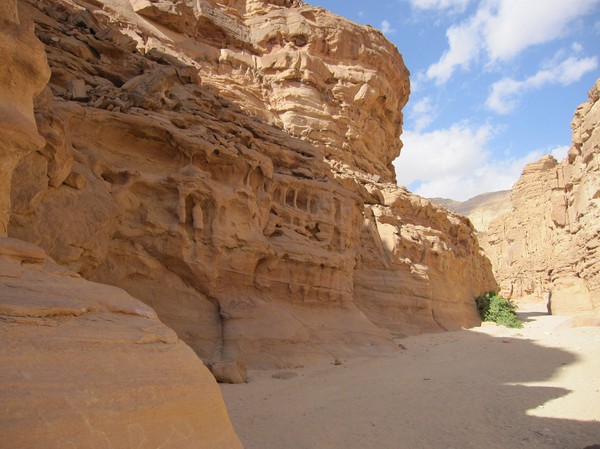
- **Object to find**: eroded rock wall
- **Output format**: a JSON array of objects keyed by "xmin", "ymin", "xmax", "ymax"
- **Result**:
[
  {"xmin": 0, "ymin": 2, "xmax": 242, "ymax": 447},
  {"xmin": 9, "ymin": 0, "xmax": 495, "ymax": 368},
  {"xmin": 0, "ymin": 238, "xmax": 243, "ymax": 449},
  {"xmin": 129, "ymin": 0, "xmax": 409, "ymax": 180},
  {"xmin": 355, "ymin": 185, "xmax": 495, "ymax": 335},
  {"xmin": 0, "ymin": 0, "xmax": 49, "ymax": 234},
  {"xmin": 482, "ymin": 79, "xmax": 600, "ymax": 315}
]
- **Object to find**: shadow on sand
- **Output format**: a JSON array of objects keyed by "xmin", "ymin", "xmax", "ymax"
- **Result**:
[
  {"xmin": 380, "ymin": 330, "xmax": 600, "ymax": 449},
  {"xmin": 222, "ymin": 326, "xmax": 600, "ymax": 449},
  {"xmin": 518, "ymin": 310, "xmax": 551, "ymax": 322}
]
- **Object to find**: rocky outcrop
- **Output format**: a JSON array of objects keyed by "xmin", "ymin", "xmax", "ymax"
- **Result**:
[
  {"xmin": 0, "ymin": 237, "xmax": 243, "ymax": 449},
  {"xmin": 8, "ymin": 0, "xmax": 496, "ymax": 369},
  {"xmin": 128, "ymin": 0, "xmax": 409, "ymax": 180},
  {"xmin": 354, "ymin": 186, "xmax": 495, "ymax": 335},
  {"xmin": 0, "ymin": 3, "xmax": 242, "ymax": 447},
  {"xmin": 481, "ymin": 79, "xmax": 600, "ymax": 315}
]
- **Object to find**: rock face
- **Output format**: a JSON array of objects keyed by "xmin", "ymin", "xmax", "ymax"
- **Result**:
[
  {"xmin": 0, "ymin": 2, "xmax": 242, "ymax": 447},
  {"xmin": 8, "ymin": 0, "xmax": 496, "ymax": 369},
  {"xmin": 0, "ymin": 0, "xmax": 50, "ymax": 234},
  {"xmin": 129, "ymin": 0, "xmax": 409, "ymax": 180},
  {"xmin": 0, "ymin": 237, "xmax": 243, "ymax": 449},
  {"xmin": 354, "ymin": 186, "xmax": 495, "ymax": 335},
  {"xmin": 481, "ymin": 79, "xmax": 600, "ymax": 315}
]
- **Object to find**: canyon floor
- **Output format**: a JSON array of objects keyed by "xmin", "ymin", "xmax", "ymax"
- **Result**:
[{"xmin": 221, "ymin": 302, "xmax": 600, "ymax": 449}]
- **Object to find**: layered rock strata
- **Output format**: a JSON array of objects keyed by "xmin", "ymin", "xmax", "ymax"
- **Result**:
[
  {"xmin": 9, "ymin": 0, "xmax": 496, "ymax": 369},
  {"xmin": 482, "ymin": 79, "xmax": 600, "ymax": 315},
  {"xmin": 0, "ymin": 3, "xmax": 242, "ymax": 447},
  {"xmin": 354, "ymin": 185, "xmax": 495, "ymax": 335},
  {"xmin": 0, "ymin": 237, "xmax": 243, "ymax": 449}
]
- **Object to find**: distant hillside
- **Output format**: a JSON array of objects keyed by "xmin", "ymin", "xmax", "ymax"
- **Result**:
[{"xmin": 430, "ymin": 191, "xmax": 511, "ymax": 232}]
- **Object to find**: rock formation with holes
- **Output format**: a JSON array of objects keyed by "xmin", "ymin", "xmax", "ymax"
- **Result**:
[
  {"xmin": 481, "ymin": 79, "xmax": 600, "ymax": 315},
  {"xmin": 8, "ymin": 0, "xmax": 496, "ymax": 370},
  {"xmin": 0, "ymin": 2, "xmax": 242, "ymax": 447}
]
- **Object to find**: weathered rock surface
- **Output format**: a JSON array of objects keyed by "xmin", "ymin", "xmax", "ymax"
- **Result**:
[
  {"xmin": 128, "ymin": 0, "xmax": 409, "ymax": 180},
  {"xmin": 0, "ymin": 3, "xmax": 242, "ymax": 447},
  {"xmin": 481, "ymin": 79, "xmax": 600, "ymax": 315},
  {"xmin": 354, "ymin": 185, "xmax": 495, "ymax": 335},
  {"xmin": 0, "ymin": 0, "xmax": 50, "ymax": 235},
  {"xmin": 8, "ymin": 0, "xmax": 496, "ymax": 369},
  {"xmin": 0, "ymin": 237, "xmax": 243, "ymax": 449}
]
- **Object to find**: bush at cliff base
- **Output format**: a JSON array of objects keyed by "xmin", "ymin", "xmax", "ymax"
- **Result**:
[{"xmin": 475, "ymin": 291, "xmax": 523, "ymax": 328}]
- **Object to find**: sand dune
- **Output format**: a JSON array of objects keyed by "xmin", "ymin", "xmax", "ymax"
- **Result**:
[{"xmin": 221, "ymin": 303, "xmax": 600, "ymax": 449}]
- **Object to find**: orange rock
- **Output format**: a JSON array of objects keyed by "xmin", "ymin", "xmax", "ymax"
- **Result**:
[
  {"xmin": 0, "ymin": 237, "xmax": 243, "ymax": 449},
  {"xmin": 7, "ymin": 0, "xmax": 496, "ymax": 369},
  {"xmin": 0, "ymin": 3, "xmax": 242, "ymax": 447},
  {"xmin": 0, "ymin": 0, "xmax": 50, "ymax": 235}
]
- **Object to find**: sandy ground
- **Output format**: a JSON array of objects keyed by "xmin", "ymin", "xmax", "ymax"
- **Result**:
[{"xmin": 221, "ymin": 303, "xmax": 600, "ymax": 449}]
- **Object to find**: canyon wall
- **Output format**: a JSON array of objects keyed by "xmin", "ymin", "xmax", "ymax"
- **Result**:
[
  {"xmin": 0, "ymin": 2, "xmax": 242, "ymax": 447},
  {"xmin": 0, "ymin": 237, "xmax": 243, "ymax": 449},
  {"xmin": 0, "ymin": 0, "xmax": 49, "ymax": 234},
  {"xmin": 481, "ymin": 79, "xmax": 600, "ymax": 315},
  {"xmin": 8, "ymin": 0, "xmax": 496, "ymax": 370}
]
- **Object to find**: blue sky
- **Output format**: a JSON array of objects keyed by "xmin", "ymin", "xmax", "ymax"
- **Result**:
[{"xmin": 308, "ymin": 0, "xmax": 600, "ymax": 200}]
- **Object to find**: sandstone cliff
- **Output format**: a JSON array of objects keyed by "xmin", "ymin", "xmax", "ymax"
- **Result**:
[
  {"xmin": 7, "ymin": 0, "xmax": 496, "ymax": 371},
  {"xmin": 481, "ymin": 79, "xmax": 600, "ymax": 315},
  {"xmin": 0, "ymin": 237, "xmax": 243, "ymax": 449},
  {"xmin": 1, "ymin": 2, "xmax": 242, "ymax": 447}
]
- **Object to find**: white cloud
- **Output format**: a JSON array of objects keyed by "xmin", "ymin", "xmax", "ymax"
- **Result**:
[
  {"xmin": 408, "ymin": 96, "xmax": 438, "ymax": 131},
  {"xmin": 380, "ymin": 20, "xmax": 395, "ymax": 34},
  {"xmin": 486, "ymin": 55, "xmax": 598, "ymax": 114},
  {"xmin": 408, "ymin": 0, "xmax": 472, "ymax": 11},
  {"xmin": 571, "ymin": 42, "xmax": 584, "ymax": 53},
  {"xmin": 485, "ymin": 78, "xmax": 521, "ymax": 114},
  {"xmin": 409, "ymin": 71, "xmax": 428, "ymax": 93},
  {"xmin": 395, "ymin": 123, "xmax": 549, "ymax": 200},
  {"xmin": 484, "ymin": 0, "xmax": 598, "ymax": 60},
  {"xmin": 549, "ymin": 145, "xmax": 569, "ymax": 161},
  {"xmin": 427, "ymin": 0, "xmax": 600, "ymax": 84},
  {"xmin": 426, "ymin": 11, "xmax": 486, "ymax": 84}
]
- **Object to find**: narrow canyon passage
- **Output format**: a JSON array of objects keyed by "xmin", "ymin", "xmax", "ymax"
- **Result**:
[{"xmin": 221, "ymin": 303, "xmax": 600, "ymax": 449}]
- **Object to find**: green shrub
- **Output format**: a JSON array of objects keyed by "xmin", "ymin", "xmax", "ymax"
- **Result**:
[{"xmin": 474, "ymin": 291, "xmax": 523, "ymax": 328}]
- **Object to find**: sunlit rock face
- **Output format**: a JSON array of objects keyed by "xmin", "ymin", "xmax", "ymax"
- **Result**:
[
  {"xmin": 131, "ymin": 0, "xmax": 409, "ymax": 181},
  {"xmin": 0, "ymin": 237, "xmax": 243, "ymax": 449},
  {"xmin": 0, "ymin": 2, "xmax": 243, "ymax": 447},
  {"xmin": 481, "ymin": 78, "xmax": 600, "ymax": 316},
  {"xmin": 9, "ymin": 0, "xmax": 495, "ymax": 368}
]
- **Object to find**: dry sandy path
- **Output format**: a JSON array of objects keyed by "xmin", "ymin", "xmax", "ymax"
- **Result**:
[{"xmin": 221, "ymin": 303, "xmax": 600, "ymax": 449}]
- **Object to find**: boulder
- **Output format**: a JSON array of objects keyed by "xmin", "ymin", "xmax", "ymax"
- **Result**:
[{"xmin": 0, "ymin": 237, "xmax": 243, "ymax": 449}]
